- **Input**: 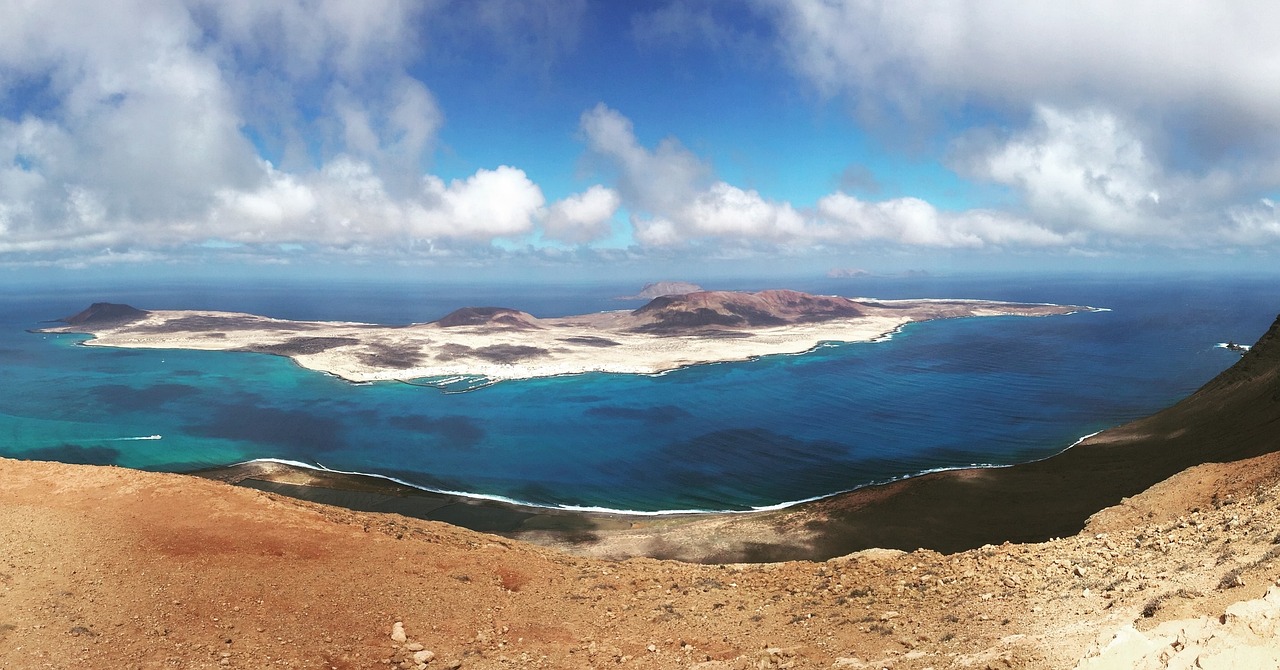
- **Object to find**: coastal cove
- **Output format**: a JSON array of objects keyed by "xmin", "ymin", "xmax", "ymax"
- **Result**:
[{"xmin": 2, "ymin": 274, "xmax": 1277, "ymax": 514}]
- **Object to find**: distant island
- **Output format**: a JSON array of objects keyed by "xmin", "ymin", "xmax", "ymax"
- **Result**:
[
  {"xmin": 613, "ymin": 280, "xmax": 703, "ymax": 300},
  {"xmin": 43, "ymin": 289, "xmax": 1088, "ymax": 384}
]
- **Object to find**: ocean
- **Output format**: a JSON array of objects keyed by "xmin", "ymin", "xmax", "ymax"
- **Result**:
[{"xmin": 1, "ymin": 273, "xmax": 1275, "ymax": 513}]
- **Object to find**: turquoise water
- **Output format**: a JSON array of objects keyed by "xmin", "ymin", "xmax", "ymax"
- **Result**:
[{"xmin": 1, "ymin": 274, "xmax": 1275, "ymax": 512}]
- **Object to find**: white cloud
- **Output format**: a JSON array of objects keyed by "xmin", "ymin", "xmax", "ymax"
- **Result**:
[
  {"xmin": 414, "ymin": 166, "xmax": 546, "ymax": 240},
  {"xmin": 581, "ymin": 104, "xmax": 805, "ymax": 245},
  {"xmin": 816, "ymin": 193, "xmax": 1070, "ymax": 248},
  {"xmin": 544, "ymin": 185, "xmax": 621, "ymax": 244},
  {"xmin": 961, "ymin": 106, "xmax": 1164, "ymax": 236},
  {"xmin": 0, "ymin": 0, "xmax": 560, "ymax": 260},
  {"xmin": 681, "ymin": 183, "xmax": 806, "ymax": 240},
  {"xmin": 580, "ymin": 103, "xmax": 711, "ymax": 216},
  {"xmin": 763, "ymin": 1, "xmax": 1280, "ymax": 138},
  {"xmin": 757, "ymin": 1, "xmax": 1280, "ymax": 251},
  {"xmin": 582, "ymin": 104, "xmax": 1067, "ymax": 250},
  {"xmin": 212, "ymin": 160, "xmax": 546, "ymax": 246},
  {"xmin": 1223, "ymin": 199, "xmax": 1280, "ymax": 244}
]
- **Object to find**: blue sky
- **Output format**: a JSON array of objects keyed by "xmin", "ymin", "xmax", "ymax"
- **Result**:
[{"xmin": 3, "ymin": 1, "xmax": 1280, "ymax": 278}]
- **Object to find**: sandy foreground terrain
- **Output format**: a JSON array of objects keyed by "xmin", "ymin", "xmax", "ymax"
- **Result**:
[
  {"xmin": 40, "ymin": 291, "xmax": 1083, "ymax": 383},
  {"xmin": 3, "ymin": 452, "xmax": 1280, "ymax": 670}
]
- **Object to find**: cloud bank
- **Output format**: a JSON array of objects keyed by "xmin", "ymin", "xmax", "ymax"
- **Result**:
[
  {"xmin": 0, "ymin": 0, "xmax": 605, "ymax": 262},
  {"xmin": 757, "ymin": 0, "xmax": 1280, "ymax": 248},
  {"xmin": 3, "ymin": 1, "xmax": 1280, "ymax": 267}
]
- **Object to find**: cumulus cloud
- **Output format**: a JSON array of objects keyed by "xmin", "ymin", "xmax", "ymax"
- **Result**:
[
  {"xmin": 581, "ymin": 104, "xmax": 1066, "ymax": 250},
  {"xmin": 212, "ymin": 160, "xmax": 546, "ymax": 245},
  {"xmin": 544, "ymin": 185, "xmax": 621, "ymax": 244},
  {"xmin": 816, "ymin": 193, "xmax": 1070, "ymax": 248},
  {"xmin": 755, "ymin": 0, "xmax": 1280, "ymax": 250},
  {"xmin": 581, "ymin": 104, "xmax": 805, "ymax": 245},
  {"xmin": 580, "ymin": 103, "xmax": 712, "ymax": 216},
  {"xmin": 762, "ymin": 1, "xmax": 1280, "ymax": 139},
  {"xmin": 1223, "ymin": 199, "xmax": 1280, "ymax": 244},
  {"xmin": 0, "ymin": 0, "xmax": 602, "ymax": 261},
  {"xmin": 960, "ymin": 106, "xmax": 1164, "ymax": 236}
]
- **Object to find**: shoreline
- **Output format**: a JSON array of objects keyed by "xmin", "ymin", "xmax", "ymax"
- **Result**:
[
  {"xmin": 41, "ymin": 292, "xmax": 1089, "ymax": 384},
  {"xmin": 183, "ymin": 425, "xmax": 1145, "ymax": 560},
  {"xmin": 215, "ymin": 427, "xmax": 1101, "ymax": 517},
  {"xmin": 190, "ymin": 312, "xmax": 1280, "ymax": 562}
]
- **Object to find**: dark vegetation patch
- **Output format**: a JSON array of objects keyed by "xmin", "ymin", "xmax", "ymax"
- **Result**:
[
  {"xmin": 559, "ymin": 336, "xmax": 621, "ymax": 347},
  {"xmin": 357, "ymin": 342, "xmax": 425, "ymax": 369},
  {"xmin": 387, "ymin": 414, "xmax": 486, "ymax": 448},
  {"xmin": 137, "ymin": 315, "xmax": 317, "ymax": 333},
  {"xmin": 239, "ymin": 336, "xmax": 360, "ymax": 356},
  {"xmin": 693, "ymin": 330, "xmax": 755, "ymax": 339},
  {"xmin": 434, "ymin": 343, "xmax": 475, "ymax": 361},
  {"xmin": 472, "ymin": 344, "xmax": 547, "ymax": 363}
]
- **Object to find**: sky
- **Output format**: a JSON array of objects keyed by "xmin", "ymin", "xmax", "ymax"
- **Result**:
[{"xmin": 3, "ymin": 1, "xmax": 1280, "ymax": 280}]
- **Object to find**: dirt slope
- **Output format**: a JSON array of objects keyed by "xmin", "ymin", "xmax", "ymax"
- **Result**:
[{"xmin": 3, "ymin": 450, "xmax": 1280, "ymax": 669}]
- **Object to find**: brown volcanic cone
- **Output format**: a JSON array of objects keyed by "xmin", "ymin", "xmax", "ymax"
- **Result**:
[
  {"xmin": 436, "ymin": 306, "xmax": 542, "ymax": 329},
  {"xmin": 60, "ymin": 302, "xmax": 148, "ymax": 326},
  {"xmin": 629, "ymin": 289, "xmax": 863, "ymax": 333}
]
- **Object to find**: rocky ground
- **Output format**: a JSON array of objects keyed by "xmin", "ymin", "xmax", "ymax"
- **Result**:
[{"xmin": 3, "ymin": 449, "xmax": 1279, "ymax": 669}]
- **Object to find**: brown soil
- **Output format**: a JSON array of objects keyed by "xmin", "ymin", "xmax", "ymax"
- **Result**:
[{"xmin": 3, "ymin": 450, "xmax": 1280, "ymax": 670}]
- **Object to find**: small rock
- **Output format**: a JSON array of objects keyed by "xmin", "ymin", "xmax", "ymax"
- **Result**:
[
  {"xmin": 406, "ymin": 643, "xmax": 424, "ymax": 652},
  {"xmin": 1074, "ymin": 566, "xmax": 1087, "ymax": 578},
  {"xmin": 647, "ymin": 644, "xmax": 657, "ymax": 653},
  {"xmin": 391, "ymin": 622, "xmax": 407, "ymax": 644},
  {"xmin": 413, "ymin": 650, "xmax": 435, "ymax": 664}
]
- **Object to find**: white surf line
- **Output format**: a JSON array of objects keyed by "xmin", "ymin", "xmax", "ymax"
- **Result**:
[
  {"xmin": 105, "ymin": 435, "xmax": 163, "ymax": 441},
  {"xmin": 234, "ymin": 427, "xmax": 1116, "ymax": 518}
]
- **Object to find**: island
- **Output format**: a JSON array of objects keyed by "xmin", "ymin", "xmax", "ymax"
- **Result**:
[{"xmin": 42, "ymin": 289, "xmax": 1088, "ymax": 383}]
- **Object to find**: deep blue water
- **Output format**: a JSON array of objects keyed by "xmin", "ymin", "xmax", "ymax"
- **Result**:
[{"xmin": 1, "ymin": 274, "xmax": 1276, "ymax": 512}]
